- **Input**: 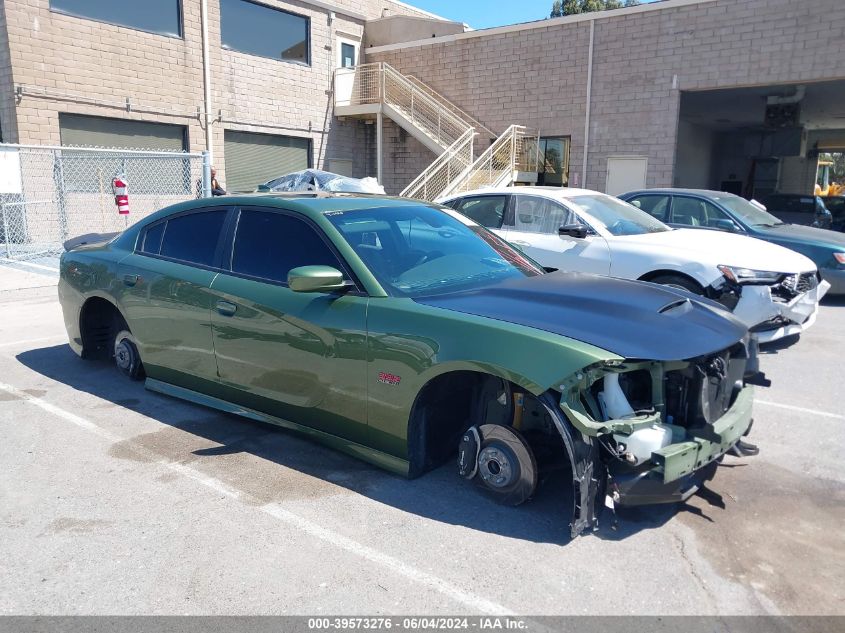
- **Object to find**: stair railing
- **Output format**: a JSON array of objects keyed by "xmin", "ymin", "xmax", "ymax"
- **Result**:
[
  {"xmin": 440, "ymin": 125, "xmax": 528, "ymax": 198},
  {"xmin": 404, "ymin": 75, "xmax": 498, "ymax": 141},
  {"xmin": 380, "ymin": 63, "xmax": 474, "ymax": 150},
  {"xmin": 400, "ymin": 129, "xmax": 475, "ymax": 201}
]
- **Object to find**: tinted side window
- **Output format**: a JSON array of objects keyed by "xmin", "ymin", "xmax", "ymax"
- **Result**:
[
  {"xmin": 141, "ymin": 222, "xmax": 165, "ymax": 254},
  {"xmin": 231, "ymin": 210, "xmax": 342, "ymax": 284},
  {"xmin": 159, "ymin": 210, "xmax": 227, "ymax": 266},
  {"xmin": 628, "ymin": 195, "xmax": 669, "ymax": 221},
  {"xmin": 456, "ymin": 196, "xmax": 507, "ymax": 229}
]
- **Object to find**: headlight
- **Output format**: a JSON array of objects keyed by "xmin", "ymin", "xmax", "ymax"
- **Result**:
[
  {"xmin": 717, "ymin": 264, "xmax": 783, "ymax": 284},
  {"xmin": 834, "ymin": 252, "xmax": 845, "ymax": 265}
]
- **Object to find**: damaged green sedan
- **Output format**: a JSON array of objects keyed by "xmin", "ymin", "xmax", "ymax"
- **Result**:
[{"xmin": 58, "ymin": 194, "xmax": 757, "ymax": 536}]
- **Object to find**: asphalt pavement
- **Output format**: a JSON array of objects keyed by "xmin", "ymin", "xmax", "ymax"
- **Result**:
[{"xmin": 0, "ymin": 262, "xmax": 842, "ymax": 616}]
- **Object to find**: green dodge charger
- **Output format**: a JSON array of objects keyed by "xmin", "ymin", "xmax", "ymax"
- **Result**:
[{"xmin": 59, "ymin": 193, "xmax": 757, "ymax": 536}]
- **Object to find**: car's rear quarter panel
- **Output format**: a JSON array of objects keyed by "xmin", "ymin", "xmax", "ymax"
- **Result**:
[{"xmin": 58, "ymin": 245, "xmax": 126, "ymax": 356}]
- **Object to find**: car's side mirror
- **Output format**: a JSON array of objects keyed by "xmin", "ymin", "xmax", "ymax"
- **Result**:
[
  {"xmin": 714, "ymin": 219, "xmax": 739, "ymax": 232},
  {"xmin": 558, "ymin": 224, "xmax": 589, "ymax": 239},
  {"xmin": 288, "ymin": 265, "xmax": 347, "ymax": 292}
]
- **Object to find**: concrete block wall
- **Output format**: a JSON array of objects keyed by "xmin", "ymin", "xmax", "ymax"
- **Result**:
[
  {"xmin": 0, "ymin": 0, "xmax": 436, "ymax": 183},
  {"xmin": 0, "ymin": 4, "xmax": 17, "ymax": 143},
  {"xmin": 367, "ymin": 0, "xmax": 845, "ymax": 193},
  {"xmin": 3, "ymin": 0, "xmax": 206, "ymax": 148},
  {"xmin": 369, "ymin": 20, "xmax": 590, "ymax": 193}
]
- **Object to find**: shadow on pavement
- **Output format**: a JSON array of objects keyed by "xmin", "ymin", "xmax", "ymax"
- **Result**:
[
  {"xmin": 17, "ymin": 344, "xmax": 686, "ymax": 545},
  {"xmin": 821, "ymin": 294, "xmax": 845, "ymax": 307},
  {"xmin": 758, "ymin": 332, "xmax": 801, "ymax": 355}
]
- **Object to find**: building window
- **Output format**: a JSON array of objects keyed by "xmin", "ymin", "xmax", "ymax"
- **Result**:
[
  {"xmin": 340, "ymin": 42, "xmax": 356, "ymax": 68},
  {"xmin": 221, "ymin": 0, "xmax": 309, "ymax": 65},
  {"xmin": 536, "ymin": 137, "xmax": 570, "ymax": 187},
  {"xmin": 50, "ymin": 0, "xmax": 182, "ymax": 38}
]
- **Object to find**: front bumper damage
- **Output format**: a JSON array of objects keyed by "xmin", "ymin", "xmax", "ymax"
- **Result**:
[
  {"xmin": 551, "ymin": 340, "xmax": 756, "ymax": 537},
  {"xmin": 609, "ymin": 386, "xmax": 753, "ymax": 506},
  {"xmin": 728, "ymin": 274, "xmax": 830, "ymax": 344}
]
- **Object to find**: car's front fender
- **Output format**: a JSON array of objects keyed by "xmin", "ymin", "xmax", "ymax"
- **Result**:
[{"xmin": 364, "ymin": 298, "xmax": 619, "ymax": 461}]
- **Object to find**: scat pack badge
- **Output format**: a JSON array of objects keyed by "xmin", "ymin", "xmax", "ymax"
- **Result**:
[{"xmin": 377, "ymin": 371, "xmax": 401, "ymax": 386}]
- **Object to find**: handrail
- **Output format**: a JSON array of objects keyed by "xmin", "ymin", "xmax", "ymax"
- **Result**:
[
  {"xmin": 405, "ymin": 76, "xmax": 498, "ymax": 140},
  {"xmin": 400, "ymin": 128, "xmax": 475, "ymax": 201},
  {"xmin": 440, "ymin": 125, "xmax": 526, "ymax": 198},
  {"xmin": 380, "ymin": 63, "xmax": 473, "ymax": 149},
  {"xmin": 334, "ymin": 64, "xmax": 535, "ymax": 198},
  {"xmin": 334, "ymin": 62, "xmax": 475, "ymax": 151}
]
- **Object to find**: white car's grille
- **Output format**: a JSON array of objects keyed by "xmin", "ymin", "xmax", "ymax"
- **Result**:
[{"xmin": 781, "ymin": 272, "xmax": 818, "ymax": 295}]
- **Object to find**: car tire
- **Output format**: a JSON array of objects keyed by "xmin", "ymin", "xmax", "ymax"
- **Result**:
[
  {"xmin": 650, "ymin": 274, "xmax": 703, "ymax": 295},
  {"xmin": 474, "ymin": 424, "xmax": 537, "ymax": 506},
  {"xmin": 113, "ymin": 329, "xmax": 145, "ymax": 380}
]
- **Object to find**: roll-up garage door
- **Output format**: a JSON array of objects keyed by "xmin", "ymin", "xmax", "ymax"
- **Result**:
[
  {"xmin": 224, "ymin": 131, "xmax": 311, "ymax": 193},
  {"xmin": 59, "ymin": 114, "xmax": 187, "ymax": 151},
  {"xmin": 58, "ymin": 114, "xmax": 189, "ymax": 195}
]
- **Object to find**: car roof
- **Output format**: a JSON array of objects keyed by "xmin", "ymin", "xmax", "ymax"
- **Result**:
[
  {"xmin": 443, "ymin": 186, "xmax": 605, "ymax": 200},
  {"xmin": 167, "ymin": 192, "xmax": 437, "ymax": 220},
  {"xmin": 759, "ymin": 193, "xmax": 813, "ymax": 199},
  {"xmin": 620, "ymin": 188, "xmax": 743, "ymax": 199}
]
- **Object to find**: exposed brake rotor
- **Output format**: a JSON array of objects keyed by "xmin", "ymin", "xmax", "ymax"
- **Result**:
[{"xmin": 472, "ymin": 424, "xmax": 538, "ymax": 506}]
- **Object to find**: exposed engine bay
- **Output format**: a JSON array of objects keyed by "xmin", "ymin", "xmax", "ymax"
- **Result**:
[{"xmin": 456, "ymin": 340, "xmax": 758, "ymax": 537}]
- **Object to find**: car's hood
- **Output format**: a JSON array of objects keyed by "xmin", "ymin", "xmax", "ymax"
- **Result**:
[
  {"xmin": 415, "ymin": 272, "xmax": 748, "ymax": 361},
  {"xmin": 611, "ymin": 228, "xmax": 817, "ymax": 273},
  {"xmin": 753, "ymin": 223, "xmax": 845, "ymax": 249}
]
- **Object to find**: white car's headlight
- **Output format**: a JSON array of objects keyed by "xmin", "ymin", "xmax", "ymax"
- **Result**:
[{"xmin": 717, "ymin": 265, "xmax": 783, "ymax": 284}]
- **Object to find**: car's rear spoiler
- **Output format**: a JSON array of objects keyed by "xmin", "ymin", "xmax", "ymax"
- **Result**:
[{"xmin": 63, "ymin": 232, "xmax": 120, "ymax": 252}]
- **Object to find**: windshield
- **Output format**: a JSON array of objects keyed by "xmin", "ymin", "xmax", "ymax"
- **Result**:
[
  {"xmin": 325, "ymin": 205, "xmax": 544, "ymax": 297},
  {"xmin": 715, "ymin": 195, "xmax": 784, "ymax": 226},
  {"xmin": 567, "ymin": 195, "xmax": 670, "ymax": 236}
]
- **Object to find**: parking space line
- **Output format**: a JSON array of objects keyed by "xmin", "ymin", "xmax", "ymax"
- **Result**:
[
  {"xmin": 0, "ymin": 258, "xmax": 60, "ymax": 273},
  {"xmin": 754, "ymin": 399, "xmax": 845, "ymax": 421},
  {"xmin": 0, "ymin": 379, "xmax": 515, "ymax": 616},
  {"xmin": 0, "ymin": 335, "xmax": 67, "ymax": 349}
]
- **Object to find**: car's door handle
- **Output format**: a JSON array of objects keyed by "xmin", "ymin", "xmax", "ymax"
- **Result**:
[
  {"xmin": 123, "ymin": 274, "xmax": 139, "ymax": 287},
  {"xmin": 216, "ymin": 300, "xmax": 237, "ymax": 317}
]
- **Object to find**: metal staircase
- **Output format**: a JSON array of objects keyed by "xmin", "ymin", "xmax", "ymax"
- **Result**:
[{"xmin": 334, "ymin": 62, "xmax": 537, "ymax": 201}]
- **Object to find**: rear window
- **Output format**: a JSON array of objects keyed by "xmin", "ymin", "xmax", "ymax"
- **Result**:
[
  {"xmin": 156, "ymin": 210, "xmax": 227, "ymax": 266},
  {"xmin": 141, "ymin": 222, "xmax": 165, "ymax": 255}
]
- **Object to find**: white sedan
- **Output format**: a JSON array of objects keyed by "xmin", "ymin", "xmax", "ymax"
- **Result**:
[{"xmin": 438, "ymin": 187, "xmax": 829, "ymax": 343}]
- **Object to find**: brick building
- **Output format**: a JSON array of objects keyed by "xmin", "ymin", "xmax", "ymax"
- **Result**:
[
  {"xmin": 0, "ymin": 0, "xmax": 451, "ymax": 191},
  {"xmin": 365, "ymin": 0, "xmax": 845, "ymax": 196},
  {"xmin": 1, "ymin": 0, "xmax": 844, "ymax": 197}
]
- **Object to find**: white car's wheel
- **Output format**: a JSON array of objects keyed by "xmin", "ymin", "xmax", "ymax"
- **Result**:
[{"xmin": 650, "ymin": 274, "xmax": 702, "ymax": 295}]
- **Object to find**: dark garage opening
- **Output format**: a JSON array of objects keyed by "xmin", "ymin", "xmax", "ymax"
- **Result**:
[{"xmin": 674, "ymin": 80, "xmax": 845, "ymax": 201}]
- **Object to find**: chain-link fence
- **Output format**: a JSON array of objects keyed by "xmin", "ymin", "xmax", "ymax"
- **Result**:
[{"xmin": 0, "ymin": 144, "xmax": 210, "ymax": 261}]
